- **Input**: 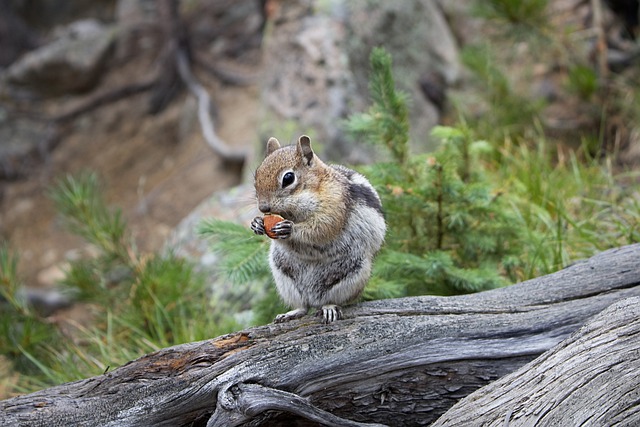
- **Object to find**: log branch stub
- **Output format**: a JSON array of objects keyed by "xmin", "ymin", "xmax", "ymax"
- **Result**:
[{"xmin": 207, "ymin": 383, "xmax": 389, "ymax": 427}]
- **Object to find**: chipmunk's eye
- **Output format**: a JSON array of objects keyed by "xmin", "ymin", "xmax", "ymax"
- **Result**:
[{"xmin": 282, "ymin": 171, "xmax": 295, "ymax": 188}]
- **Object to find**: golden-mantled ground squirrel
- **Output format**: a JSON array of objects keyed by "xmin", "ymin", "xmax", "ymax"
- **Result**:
[{"xmin": 251, "ymin": 135, "xmax": 386, "ymax": 323}]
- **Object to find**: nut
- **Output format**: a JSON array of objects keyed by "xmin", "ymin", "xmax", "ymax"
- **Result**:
[{"xmin": 264, "ymin": 214, "xmax": 285, "ymax": 239}]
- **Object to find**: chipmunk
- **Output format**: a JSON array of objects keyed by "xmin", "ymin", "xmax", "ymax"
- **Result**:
[{"xmin": 251, "ymin": 135, "xmax": 386, "ymax": 323}]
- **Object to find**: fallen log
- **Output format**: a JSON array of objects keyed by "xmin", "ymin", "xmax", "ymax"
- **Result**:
[
  {"xmin": 432, "ymin": 296, "xmax": 640, "ymax": 426},
  {"xmin": 1, "ymin": 244, "xmax": 639, "ymax": 426}
]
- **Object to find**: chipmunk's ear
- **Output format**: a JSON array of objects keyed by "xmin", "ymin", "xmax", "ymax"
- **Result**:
[
  {"xmin": 266, "ymin": 137, "xmax": 281, "ymax": 156},
  {"xmin": 297, "ymin": 135, "xmax": 314, "ymax": 166}
]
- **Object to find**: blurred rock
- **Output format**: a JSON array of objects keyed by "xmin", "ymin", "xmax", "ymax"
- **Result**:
[
  {"xmin": 4, "ymin": 19, "xmax": 117, "ymax": 96},
  {"xmin": 167, "ymin": 183, "xmax": 257, "ymax": 268},
  {"xmin": 619, "ymin": 127, "xmax": 640, "ymax": 165},
  {"xmin": 16, "ymin": 287, "xmax": 72, "ymax": 317},
  {"xmin": 0, "ymin": 107, "xmax": 53, "ymax": 179},
  {"xmin": 346, "ymin": 0, "xmax": 461, "ymax": 151},
  {"xmin": 259, "ymin": 0, "xmax": 461, "ymax": 164},
  {"xmin": 37, "ymin": 263, "xmax": 68, "ymax": 288}
]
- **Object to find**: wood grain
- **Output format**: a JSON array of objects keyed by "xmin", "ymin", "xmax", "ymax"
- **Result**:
[{"xmin": 1, "ymin": 244, "xmax": 639, "ymax": 426}]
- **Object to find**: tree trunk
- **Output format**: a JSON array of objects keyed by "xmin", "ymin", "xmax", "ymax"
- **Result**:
[{"xmin": 1, "ymin": 244, "xmax": 639, "ymax": 426}]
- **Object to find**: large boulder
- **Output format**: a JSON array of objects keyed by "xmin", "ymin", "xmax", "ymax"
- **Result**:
[
  {"xmin": 258, "ymin": 0, "xmax": 461, "ymax": 164},
  {"xmin": 4, "ymin": 19, "xmax": 116, "ymax": 96}
]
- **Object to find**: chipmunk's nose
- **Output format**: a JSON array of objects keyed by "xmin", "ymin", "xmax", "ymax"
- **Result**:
[{"xmin": 258, "ymin": 201, "xmax": 271, "ymax": 214}]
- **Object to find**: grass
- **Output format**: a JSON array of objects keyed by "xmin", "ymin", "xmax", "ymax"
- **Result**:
[
  {"xmin": 1, "ymin": 174, "xmax": 240, "ymax": 397},
  {"xmin": 491, "ymin": 136, "xmax": 639, "ymax": 279}
]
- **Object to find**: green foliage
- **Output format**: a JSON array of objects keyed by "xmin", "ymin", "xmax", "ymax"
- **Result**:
[
  {"xmin": 197, "ymin": 219, "xmax": 270, "ymax": 285},
  {"xmin": 50, "ymin": 173, "xmax": 128, "ymax": 262},
  {"xmin": 455, "ymin": 0, "xmax": 640, "ymax": 274},
  {"xmin": 473, "ymin": 0, "xmax": 549, "ymax": 32},
  {"xmin": 197, "ymin": 219, "xmax": 283, "ymax": 323},
  {"xmin": 347, "ymin": 47, "xmax": 410, "ymax": 165},
  {"xmin": 3, "ymin": 173, "xmax": 238, "ymax": 394},
  {"xmin": 353, "ymin": 47, "xmax": 639, "ymax": 293},
  {"xmin": 50, "ymin": 173, "xmax": 230, "ymax": 343},
  {"xmin": 494, "ymin": 139, "xmax": 640, "ymax": 278},
  {"xmin": 460, "ymin": 44, "xmax": 546, "ymax": 140},
  {"xmin": 566, "ymin": 64, "xmax": 599, "ymax": 100},
  {"xmin": 0, "ymin": 242, "xmax": 22, "ymax": 310},
  {"xmin": 348, "ymin": 49, "xmax": 520, "ymax": 296},
  {"xmin": 349, "ymin": 50, "xmax": 526, "ymax": 295},
  {"xmin": 0, "ymin": 244, "xmax": 61, "ymax": 375},
  {"xmin": 467, "ymin": 0, "xmax": 640, "ymax": 164}
]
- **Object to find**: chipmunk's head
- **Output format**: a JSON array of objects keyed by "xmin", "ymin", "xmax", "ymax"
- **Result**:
[{"xmin": 254, "ymin": 135, "xmax": 326, "ymax": 222}]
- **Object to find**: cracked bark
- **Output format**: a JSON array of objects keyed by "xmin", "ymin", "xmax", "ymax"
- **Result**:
[
  {"xmin": 1, "ymin": 244, "xmax": 639, "ymax": 426},
  {"xmin": 432, "ymin": 296, "xmax": 640, "ymax": 426}
]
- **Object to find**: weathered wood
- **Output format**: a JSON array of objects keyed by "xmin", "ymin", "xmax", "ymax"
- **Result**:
[
  {"xmin": 1, "ymin": 244, "xmax": 639, "ymax": 426},
  {"xmin": 432, "ymin": 296, "xmax": 640, "ymax": 426},
  {"xmin": 207, "ymin": 383, "xmax": 387, "ymax": 427}
]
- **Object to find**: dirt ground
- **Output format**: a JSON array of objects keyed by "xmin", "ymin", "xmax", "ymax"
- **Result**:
[{"xmin": 1, "ymin": 67, "xmax": 260, "ymax": 288}]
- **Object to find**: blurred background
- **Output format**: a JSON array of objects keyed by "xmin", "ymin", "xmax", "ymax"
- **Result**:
[{"xmin": 1, "ymin": 0, "xmax": 639, "ymax": 398}]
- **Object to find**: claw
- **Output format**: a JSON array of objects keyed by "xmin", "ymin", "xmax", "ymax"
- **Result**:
[
  {"xmin": 251, "ymin": 216, "xmax": 265, "ymax": 235},
  {"xmin": 317, "ymin": 304, "xmax": 342, "ymax": 324},
  {"xmin": 271, "ymin": 219, "xmax": 293, "ymax": 239}
]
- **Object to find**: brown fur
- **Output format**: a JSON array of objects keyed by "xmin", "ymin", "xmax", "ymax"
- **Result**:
[
  {"xmin": 252, "ymin": 135, "xmax": 386, "ymax": 323},
  {"xmin": 254, "ymin": 136, "xmax": 348, "ymax": 244}
]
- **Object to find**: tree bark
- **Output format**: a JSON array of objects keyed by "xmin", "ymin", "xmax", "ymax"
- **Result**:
[
  {"xmin": 432, "ymin": 296, "xmax": 640, "ymax": 426},
  {"xmin": 1, "ymin": 244, "xmax": 639, "ymax": 426}
]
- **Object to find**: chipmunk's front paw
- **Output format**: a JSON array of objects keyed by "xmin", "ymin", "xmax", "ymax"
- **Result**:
[
  {"xmin": 271, "ymin": 219, "xmax": 293, "ymax": 240},
  {"xmin": 318, "ymin": 304, "xmax": 342, "ymax": 324},
  {"xmin": 250, "ymin": 216, "xmax": 265, "ymax": 235}
]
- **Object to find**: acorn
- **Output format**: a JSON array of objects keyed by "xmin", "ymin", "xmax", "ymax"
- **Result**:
[{"xmin": 264, "ymin": 214, "xmax": 285, "ymax": 239}]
